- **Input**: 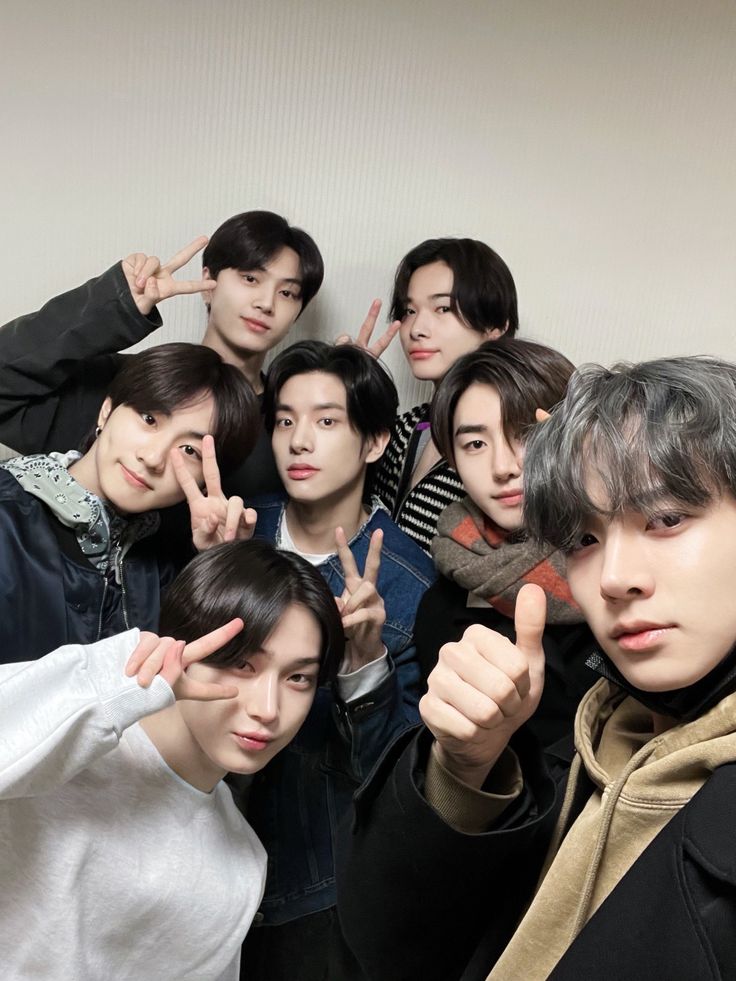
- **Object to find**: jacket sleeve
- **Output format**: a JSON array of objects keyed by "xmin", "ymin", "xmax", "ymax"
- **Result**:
[
  {"xmin": 0, "ymin": 263, "xmax": 162, "ymax": 454},
  {"xmin": 0, "ymin": 629, "xmax": 174, "ymax": 799},
  {"xmin": 335, "ymin": 725, "xmax": 559, "ymax": 981}
]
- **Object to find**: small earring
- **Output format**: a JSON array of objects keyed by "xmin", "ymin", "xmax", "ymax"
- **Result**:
[{"xmin": 95, "ymin": 426, "xmax": 102, "ymax": 438}]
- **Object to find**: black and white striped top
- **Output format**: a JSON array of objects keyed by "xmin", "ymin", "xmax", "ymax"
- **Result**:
[{"xmin": 369, "ymin": 403, "xmax": 465, "ymax": 554}]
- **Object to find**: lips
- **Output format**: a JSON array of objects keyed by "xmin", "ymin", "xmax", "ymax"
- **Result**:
[
  {"xmin": 233, "ymin": 731, "xmax": 273, "ymax": 751},
  {"xmin": 287, "ymin": 465, "xmax": 319, "ymax": 480},
  {"xmin": 120, "ymin": 463, "xmax": 153, "ymax": 490},
  {"xmin": 408, "ymin": 349, "xmax": 437, "ymax": 360},
  {"xmin": 611, "ymin": 622, "xmax": 675, "ymax": 651},
  {"xmin": 493, "ymin": 490, "xmax": 523, "ymax": 506},
  {"xmin": 242, "ymin": 317, "xmax": 270, "ymax": 333}
]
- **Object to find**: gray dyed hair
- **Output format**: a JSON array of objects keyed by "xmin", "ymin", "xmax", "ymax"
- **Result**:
[{"xmin": 523, "ymin": 356, "xmax": 736, "ymax": 550}]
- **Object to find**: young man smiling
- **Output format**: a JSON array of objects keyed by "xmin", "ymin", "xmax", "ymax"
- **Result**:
[
  {"xmin": 0, "ymin": 211, "xmax": 324, "ymax": 497},
  {"xmin": 241, "ymin": 340, "xmax": 436, "ymax": 981},
  {"xmin": 338, "ymin": 356, "xmax": 736, "ymax": 981}
]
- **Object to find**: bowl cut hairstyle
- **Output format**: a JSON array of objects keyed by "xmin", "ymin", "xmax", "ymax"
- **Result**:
[
  {"xmin": 104, "ymin": 342, "xmax": 259, "ymax": 476},
  {"xmin": 263, "ymin": 340, "xmax": 399, "ymax": 443},
  {"xmin": 160, "ymin": 540, "xmax": 344, "ymax": 685},
  {"xmin": 390, "ymin": 237, "xmax": 519, "ymax": 336},
  {"xmin": 431, "ymin": 338, "xmax": 574, "ymax": 467},
  {"xmin": 202, "ymin": 210, "xmax": 324, "ymax": 315},
  {"xmin": 523, "ymin": 356, "xmax": 736, "ymax": 552}
]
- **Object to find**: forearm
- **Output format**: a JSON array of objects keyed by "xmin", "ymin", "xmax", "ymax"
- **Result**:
[{"xmin": 0, "ymin": 629, "xmax": 173, "ymax": 799}]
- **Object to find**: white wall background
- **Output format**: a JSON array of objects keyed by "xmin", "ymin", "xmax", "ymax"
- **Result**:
[{"xmin": 2, "ymin": 0, "xmax": 735, "ymax": 410}]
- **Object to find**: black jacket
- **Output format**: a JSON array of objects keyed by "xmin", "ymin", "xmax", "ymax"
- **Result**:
[
  {"xmin": 0, "ymin": 468, "xmax": 173, "ymax": 663},
  {"xmin": 0, "ymin": 263, "xmax": 281, "ymax": 499},
  {"xmin": 415, "ymin": 574, "xmax": 597, "ymax": 749},
  {"xmin": 336, "ymin": 725, "xmax": 736, "ymax": 981}
]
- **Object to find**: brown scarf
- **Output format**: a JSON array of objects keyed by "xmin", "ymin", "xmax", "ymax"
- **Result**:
[{"xmin": 431, "ymin": 497, "xmax": 582, "ymax": 624}]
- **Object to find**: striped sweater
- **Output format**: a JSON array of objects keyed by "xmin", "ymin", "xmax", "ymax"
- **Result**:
[{"xmin": 369, "ymin": 403, "xmax": 465, "ymax": 554}]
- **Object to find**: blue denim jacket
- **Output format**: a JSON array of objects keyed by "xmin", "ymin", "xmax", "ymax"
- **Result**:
[{"xmin": 245, "ymin": 494, "xmax": 436, "ymax": 924}]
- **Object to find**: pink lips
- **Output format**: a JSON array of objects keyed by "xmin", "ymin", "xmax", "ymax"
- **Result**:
[
  {"xmin": 494, "ymin": 491, "xmax": 523, "ymax": 507},
  {"xmin": 120, "ymin": 464, "xmax": 152, "ymax": 490},
  {"xmin": 242, "ymin": 317, "xmax": 269, "ymax": 333},
  {"xmin": 287, "ymin": 465, "xmax": 319, "ymax": 480},
  {"xmin": 233, "ymin": 732, "xmax": 273, "ymax": 751},
  {"xmin": 612, "ymin": 623, "xmax": 675, "ymax": 651},
  {"xmin": 408, "ymin": 349, "xmax": 437, "ymax": 360}
]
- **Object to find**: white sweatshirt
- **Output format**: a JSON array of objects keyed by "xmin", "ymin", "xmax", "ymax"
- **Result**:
[{"xmin": 0, "ymin": 630, "xmax": 266, "ymax": 980}]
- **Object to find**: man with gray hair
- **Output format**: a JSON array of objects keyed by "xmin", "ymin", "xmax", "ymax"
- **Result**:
[{"xmin": 337, "ymin": 356, "xmax": 736, "ymax": 981}]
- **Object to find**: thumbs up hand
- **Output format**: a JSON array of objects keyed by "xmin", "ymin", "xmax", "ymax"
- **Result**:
[{"xmin": 419, "ymin": 584, "xmax": 547, "ymax": 789}]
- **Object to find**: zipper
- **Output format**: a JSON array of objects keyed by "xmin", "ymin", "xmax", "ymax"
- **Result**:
[
  {"xmin": 95, "ymin": 575, "xmax": 109, "ymax": 641},
  {"xmin": 113, "ymin": 541, "xmax": 131, "ymax": 630}
]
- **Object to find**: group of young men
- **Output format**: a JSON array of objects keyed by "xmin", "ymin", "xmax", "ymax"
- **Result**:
[{"xmin": 1, "ymin": 209, "xmax": 735, "ymax": 981}]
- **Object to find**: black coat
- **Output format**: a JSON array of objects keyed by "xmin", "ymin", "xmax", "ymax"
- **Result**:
[
  {"xmin": 415, "ymin": 575, "xmax": 598, "ymax": 749},
  {"xmin": 336, "ymin": 725, "xmax": 736, "ymax": 980}
]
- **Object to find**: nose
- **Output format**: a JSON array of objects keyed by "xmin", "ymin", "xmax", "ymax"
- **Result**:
[
  {"xmin": 289, "ymin": 417, "xmax": 314, "ymax": 454},
  {"xmin": 409, "ymin": 308, "xmax": 431, "ymax": 339},
  {"xmin": 244, "ymin": 672, "xmax": 279, "ymax": 726},
  {"xmin": 252, "ymin": 282, "xmax": 275, "ymax": 315},
  {"xmin": 599, "ymin": 528, "xmax": 655, "ymax": 601},
  {"xmin": 491, "ymin": 438, "xmax": 522, "ymax": 482},
  {"xmin": 136, "ymin": 436, "xmax": 167, "ymax": 472}
]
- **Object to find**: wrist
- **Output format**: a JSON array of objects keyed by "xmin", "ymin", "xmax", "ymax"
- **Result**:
[{"xmin": 433, "ymin": 742, "xmax": 506, "ymax": 791}]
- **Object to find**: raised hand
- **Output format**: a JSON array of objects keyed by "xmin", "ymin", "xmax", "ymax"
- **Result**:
[
  {"xmin": 334, "ymin": 298, "xmax": 401, "ymax": 360},
  {"xmin": 121, "ymin": 236, "xmax": 217, "ymax": 316},
  {"xmin": 172, "ymin": 435, "xmax": 258, "ymax": 551},
  {"xmin": 420, "ymin": 583, "xmax": 547, "ymax": 788},
  {"xmin": 335, "ymin": 526, "xmax": 386, "ymax": 672},
  {"xmin": 125, "ymin": 617, "xmax": 244, "ymax": 701}
]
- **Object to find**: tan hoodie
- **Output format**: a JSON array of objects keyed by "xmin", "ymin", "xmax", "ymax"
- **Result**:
[{"xmin": 488, "ymin": 678, "xmax": 736, "ymax": 981}]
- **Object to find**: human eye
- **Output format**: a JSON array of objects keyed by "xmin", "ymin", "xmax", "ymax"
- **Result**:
[
  {"xmin": 139, "ymin": 412, "xmax": 157, "ymax": 426},
  {"xmin": 240, "ymin": 272, "xmax": 257, "ymax": 284},
  {"xmin": 646, "ymin": 511, "xmax": 687, "ymax": 532},
  {"xmin": 318, "ymin": 417, "xmax": 337, "ymax": 428},
  {"xmin": 279, "ymin": 288, "xmax": 300, "ymax": 300},
  {"xmin": 402, "ymin": 304, "xmax": 416, "ymax": 319},
  {"xmin": 288, "ymin": 671, "xmax": 318, "ymax": 689},
  {"xmin": 567, "ymin": 531, "xmax": 599, "ymax": 555},
  {"xmin": 179, "ymin": 443, "xmax": 202, "ymax": 460},
  {"xmin": 436, "ymin": 305, "xmax": 452, "ymax": 314},
  {"xmin": 275, "ymin": 416, "xmax": 293, "ymax": 428}
]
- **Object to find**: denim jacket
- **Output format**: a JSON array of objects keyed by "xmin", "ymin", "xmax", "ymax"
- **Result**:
[{"xmin": 244, "ymin": 493, "xmax": 436, "ymax": 924}]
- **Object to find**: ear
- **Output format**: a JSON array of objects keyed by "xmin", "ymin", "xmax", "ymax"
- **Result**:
[
  {"xmin": 97, "ymin": 397, "xmax": 113, "ymax": 430},
  {"xmin": 202, "ymin": 266, "xmax": 214, "ymax": 314},
  {"xmin": 485, "ymin": 321, "xmax": 508, "ymax": 341},
  {"xmin": 364, "ymin": 429, "xmax": 391, "ymax": 465}
]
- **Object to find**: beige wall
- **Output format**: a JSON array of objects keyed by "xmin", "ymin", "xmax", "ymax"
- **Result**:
[{"xmin": 2, "ymin": 0, "xmax": 735, "ymax": 411}]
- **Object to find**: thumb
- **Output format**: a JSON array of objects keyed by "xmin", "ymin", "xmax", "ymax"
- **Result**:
[{"xmin": 514, "ymin": 583, "xmax": 546, "ymax": 663}]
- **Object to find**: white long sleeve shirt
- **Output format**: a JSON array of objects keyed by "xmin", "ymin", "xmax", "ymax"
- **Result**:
[{"xmin": 0, "ymin": 630, "xmax": 266, "ymax": 980}]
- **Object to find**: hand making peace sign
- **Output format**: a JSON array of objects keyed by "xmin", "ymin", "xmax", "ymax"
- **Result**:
[
  {"xmin": 335, "ymin": 526, "xmax": 387, "ymax": 672},
  {"xmin": 125, "ymin": 616, "xmax": 245, "ymax": 701},
  {"xmin": 122, "ymin": 236, "xmax": 217, "ymax": 317},
  {"xmin": 334, "ymin": 298, "xmax": 402, "ymax": 360},
  {"xmin": 172, "ymin": 434, "xmax": 258, "ymax": 552}
]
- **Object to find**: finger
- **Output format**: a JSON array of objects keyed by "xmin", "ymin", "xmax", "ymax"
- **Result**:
[
  {"xmin": 170, "ymin": 447, "xmax": 204, "ymax": 503},
  {"xmin": 340, "ymin": 580, "xmax": 379, "ymax": 617},
  {"xmin": 125, "ymin": 631, "xmax": 164, "ymax": 676},
  {"xmin": 430, "ymin": 655, "xmax": 523, "ymax": 722},
  {"xmin": 135, "ymin": 255, "xmax": 162, "ymax": 289},
  {"xmin": 514, "ymin": 584, "xmax": 547, "ymax": 662},
  {"xmin": 165, "ymin": 276, "xmax": 219, "ymax": 297},
  {"xmin": 334, "ymin": 334, "xmax": 354, "ymax": 346},
  {"xmin": 355, "ymin": 298, "xmax": 382, "ymax": 346},
  {"xmin": 535, "ymin": 408, "xmax": 551, "ymax": 423},
  {"xmin": 201, "ymin": 435, "xmax": 223, "ymax": 499},
  {"xmin": 362, "ymin": 529, "xmax": 383, "ymax": 585},
  {"xmin": 182, "ymin": 617, "xmax": 245, "ymax": 666},
  {"xmin": 137, "ymin": 637, "xmax": 179, "ymax": 688},
  {"xmin": 177, "ymin": 677, "xmax": 239, "ymax": 701},
  {"xmin": 240, "ymin": 507, "xmax": 258, "ymax": 541},
  {"xmin": 160, "ymin": 235, "xmax": 210, "ymax": 274},
  {"xmin": 420, "ymin": 689, "xmax": 498, "ymax": 745},
  {"xmin": 368, "ymin": 319, "xmax": 401, "ymax": 359},
  {"xmin": 223, "ymin": 495, "xmax": 246, "ymax": 541},
  {"xmin": 335, "ymin": 526, "xmax": 360, "ymax": 583},
  {"xmin": 340, "ymin": 607, "xmax": 384, "ymax": 632}
]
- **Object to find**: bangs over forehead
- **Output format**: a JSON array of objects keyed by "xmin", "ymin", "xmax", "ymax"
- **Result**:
[{"xmin": 523, "ymin": 357, "xmax": 736, "ymax": 550}]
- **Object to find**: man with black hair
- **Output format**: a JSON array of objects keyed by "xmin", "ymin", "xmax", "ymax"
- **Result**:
[
  {"xmin": 0, "ymin": 211, "xmax": 324, "ymax": 497},
  {"xmin": 338, "ymin": 355, "xmax": 736, "ymax": 981},
  {"xmin": 241, "ymin": 339, "xmax": 436, "ymax": 980}
]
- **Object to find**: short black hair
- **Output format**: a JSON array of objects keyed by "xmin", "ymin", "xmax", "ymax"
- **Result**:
[
  {"xmin": 203, "ymin": 210, "xmax": 324, "ymax": 315},
  {"xmin": 390, "ymin": 237, "xmax": 519, "ymax": 336},
  {"xmin": 431, "ymin": 339, "xmax": 574, "ymax": 467},
  {"xmin": 104, "ymin": 342, "xmax": 259, "ymax": 475},
  {"xmin": 160, "ymin": 540, "xmax": 344, "ymax": 685},
  {"xmin": 262, "ymin": 340, "xmax": 398, "ymax": 442}
]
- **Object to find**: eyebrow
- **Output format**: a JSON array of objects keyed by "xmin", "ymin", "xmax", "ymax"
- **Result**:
[
  {"xmin": 406, "ymin": 292, "xmax": 453, "ymax": 304},
  {"xmin": 275, "ymin": 401, "xmax": 347, "ymax": 413},
  {"xmin": 454, "ymin": 423, "xmax": 489, "ymax": 437}
]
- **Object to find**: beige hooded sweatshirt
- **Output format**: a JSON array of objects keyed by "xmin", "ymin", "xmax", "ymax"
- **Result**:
[{"xmin": 488, "ymin": 678, "xmax": 736, "ymax": 981}]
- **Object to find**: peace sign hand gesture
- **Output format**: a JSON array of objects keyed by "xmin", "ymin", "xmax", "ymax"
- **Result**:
[
  {"xmin": 172, "ymin": 435, "xmax": 258, "ymax": 552},
  {"xmin": 125, "ymin": 617, "xmax": 245, "ymax": 701},
  {"xmin": 335, "ymin": 526, "xmax": 386, "ymax": 672},
  {"xmin": 334, "ymin": 298, "xmax": 402, "ymax": 360},
  {"xmin": 122, "ymin": 236, "xmax": 217, "ymax": 316}
]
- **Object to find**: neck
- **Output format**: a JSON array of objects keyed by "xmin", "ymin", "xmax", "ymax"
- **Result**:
[
  {"xmin": 67, "ymin": 449, "xmax": 102, "ymax": 499},
  {"xmin": 140, "ymin": 705, "xmax": 226, "ymax": 793},
  {"xmin": 285, "ymin": 484, "xmax": 369, "ymax": 555},
  {"xmin": 201, "ymin": 327, "xmax": 266, "ymax": 394}
]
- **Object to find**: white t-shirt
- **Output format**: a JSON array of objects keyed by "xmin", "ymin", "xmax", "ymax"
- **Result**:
[{"xmin": 0, "ymin": 631, "xmax": 266, "ymax": 980}]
